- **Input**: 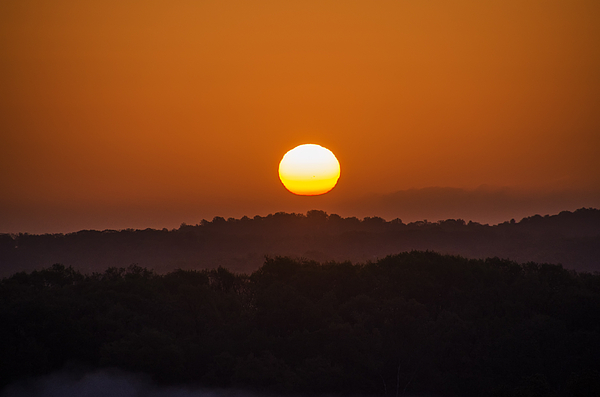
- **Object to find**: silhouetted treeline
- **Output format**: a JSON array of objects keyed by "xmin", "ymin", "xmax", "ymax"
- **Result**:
[
  {"xmin": 1, "ymin": 208, "xmax": 599, "ymax": 277},
  {"xmin": 1, "ymin": 252, "xmax": 599, "ymax": 396}
]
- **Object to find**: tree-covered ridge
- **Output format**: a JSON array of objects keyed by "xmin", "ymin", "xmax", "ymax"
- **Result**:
[
  {"xmin": 1, "ymin": 208, "xmax": 599, "ymax": 277},
  {"xmin": 1, "ymin": 252, "xmax": 599, "ymax": 396}
]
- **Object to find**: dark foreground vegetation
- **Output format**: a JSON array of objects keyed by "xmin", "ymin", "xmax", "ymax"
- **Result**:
[
  {"xmin": 1, "ymin": 208, "xmax": 599, "ymax": 278},
  {"xmin": 2, "ymin": 252, "xmax": 600, "ymax": 396}
]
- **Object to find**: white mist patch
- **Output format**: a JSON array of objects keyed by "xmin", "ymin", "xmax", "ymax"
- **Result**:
[{"xmin": 0, "ymin": 369, "xmax": 265, "ymax": 397}]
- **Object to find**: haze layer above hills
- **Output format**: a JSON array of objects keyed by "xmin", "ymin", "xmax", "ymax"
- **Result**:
[{"xmin": 2, "ymin": 186, "xmax": 599, "ymax": 235}]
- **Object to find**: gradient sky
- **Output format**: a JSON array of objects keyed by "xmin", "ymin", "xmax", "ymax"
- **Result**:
[{"xmin": 2, "ymin": 0, "xmax": 600, "ymax": 233}]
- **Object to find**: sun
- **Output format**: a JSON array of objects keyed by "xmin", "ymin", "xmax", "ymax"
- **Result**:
[{"xmin": 279, "ymin": 144, "xmax": 341, "ymax": 195}]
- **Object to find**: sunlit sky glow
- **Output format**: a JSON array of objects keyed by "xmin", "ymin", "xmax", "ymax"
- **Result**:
[{"xmin": 1, "ymin": 0, "xmax": 599, "ymax": 233}]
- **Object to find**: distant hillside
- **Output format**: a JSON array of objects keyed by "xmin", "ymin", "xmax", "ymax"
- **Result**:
[{"xmin": 1, "ymin": 208, "xmax": 599, "ymax": 277}]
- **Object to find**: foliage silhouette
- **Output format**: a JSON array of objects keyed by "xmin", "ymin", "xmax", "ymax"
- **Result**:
[{"xmin": 1, "ymin": 252, "xmax": 600, "ymax": 396}]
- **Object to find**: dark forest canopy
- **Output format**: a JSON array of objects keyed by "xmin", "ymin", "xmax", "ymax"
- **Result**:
[
  {"xmin": 1, "ymin": 252, "xmax": 599, "ymax": 396},
  {"xmin": 1, "ymin": 208, "xmax": 599, "ymax": 277}
]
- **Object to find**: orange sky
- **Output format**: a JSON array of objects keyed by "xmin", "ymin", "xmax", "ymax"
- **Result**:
[{"xmin": 2, "ymin": 0, "xmax": 600, "ymax": 233}]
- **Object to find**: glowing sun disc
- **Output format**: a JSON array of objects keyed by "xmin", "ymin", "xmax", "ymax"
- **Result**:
[{"xmin": 279, "ymin": 144, "xmax": 340, "ymax": 195}]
